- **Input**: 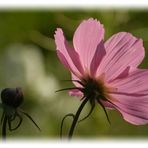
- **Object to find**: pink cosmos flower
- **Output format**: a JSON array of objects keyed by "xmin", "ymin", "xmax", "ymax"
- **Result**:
[{"xmin": 54, "ymin": 18, "xmax": 148, "ymax": 125}]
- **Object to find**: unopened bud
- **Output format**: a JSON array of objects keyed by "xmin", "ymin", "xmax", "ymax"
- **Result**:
[{"xmin": 1, "ymin": 87, "xmax": 24, "ymax": 108}]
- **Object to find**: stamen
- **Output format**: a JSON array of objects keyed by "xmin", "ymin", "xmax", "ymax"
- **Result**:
[{"xmin": 60, "ymin": 113, "xmax": 75, "ymax": 139}]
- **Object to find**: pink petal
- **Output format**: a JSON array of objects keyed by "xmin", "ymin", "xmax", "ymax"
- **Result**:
[
  {"xmin": 101, "ymin": 100, "xmax": 115, "ymax": 109},
  {"xmin": 71, "ymin": 72, "xmax": 82, "ymax": 87},
  {"xmin": 73, "ymin": 18, "xmax": 105, "ymax": 73},
  {"xmin": 110, "ymin": 93, "xmax": 148, "ymax": 125},
  {"xmin": 69, "ymin": 73, "xmax": 83, "ymax": 97},
  {"xmin": 57, "ymin": 50, "xmax": 76, "ymax": 76},
  {"xmin": 108, "ymin": 69, "xmax": 148, "ymax": 125},
  {"xmin": 97, "ymin": 32, "xmax": 145, "ymax": 82},
  {"xmin": 90, "ymin": 40, "xmax": 106, "ymax": 76},
  {"xmin": 54, "ymin": 28, "xmax": 84, "ymax": 77},
  {"xmin": 110, "ymin": 69, "xmax": 148, "ymax": 95},
  {"xmin": 69, "ymin": 89, "xmax": 83, "ymax": 97}
]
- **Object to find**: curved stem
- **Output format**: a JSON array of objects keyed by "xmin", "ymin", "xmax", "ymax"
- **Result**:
[
  {"xmin": 20, "ymin": 110, "xmax": 41, "ymax": 131},
  {"xmin": 68, "ymin": 97, "xmax": 89, "ymax": 139},
  {"xmin": 2, "ymin": 115, "xmax": 7, "ymax": 141},
  {"xmin": 60, "ymin": 113, "xmax": 75, "ymax": 139},
  {"xmin": 8, "ymin": 114, "xmax": 23, "ymax": 131}
]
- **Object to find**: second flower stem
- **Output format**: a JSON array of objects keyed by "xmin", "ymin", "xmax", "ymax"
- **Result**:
[{"xmin": 2, "ymin": 115, "xmax": 7, "ymax": 141}]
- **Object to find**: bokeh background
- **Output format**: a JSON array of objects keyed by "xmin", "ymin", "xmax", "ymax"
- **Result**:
[{"xmin": 0, "ymin": 9, "xmax": 148, "ymax": 139}]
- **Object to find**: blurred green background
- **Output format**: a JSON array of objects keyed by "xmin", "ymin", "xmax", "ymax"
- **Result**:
[{"xmin": 0, "ymin": 9, "xmax": 148, "ymax": 139}]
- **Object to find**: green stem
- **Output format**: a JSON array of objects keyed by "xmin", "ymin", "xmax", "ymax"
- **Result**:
[
  {"xmin": 68, "ymin": 97, "xmax": 89, "ymax": 139},
  {"xmin": 60, "ymin": 113, "xmax": 75, "ymax": 139},
  {"xmin": 2, "ymin": 115, "xmax": 7, "ymax": 141}
]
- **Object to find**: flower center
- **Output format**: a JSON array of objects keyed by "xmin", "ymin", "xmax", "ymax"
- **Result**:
[{"xmin": 82, "ymin": 77, "xmax": 107, "ymax": 100}]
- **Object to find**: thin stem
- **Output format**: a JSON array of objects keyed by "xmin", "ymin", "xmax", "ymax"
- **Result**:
[
  {"xmin": 2, "ymin": 115, "xmax": 7, "ymax": 141},
  {"xmin": 78, "ymin": 101, "xmax": 95, "ymax": 123},
  {"xmin": 96, "ymin": 98, "xmax": 111, "ymax": 124},
  {"xmin": 61, "ymin": 80, "xmax": 85, "ymax": 87},
  {"xmin": 8, "ymin": 114, "xmax": 23, "ymax": 131},
  {"xmin": 20, "ymin": 110, "xmax": 41, "ymax": 131},
  {"xmin": 1, "ymin": 111, "xmax": 5, "ymax": 125},
  {"xmin": 60, "ymin": 113, "xmax": 75, "ymax": 139},
  {"xmin": 55, "ymin": 87, "xmax": 82, "ymax": 93},
  {"xmin": 68, "ymin": 97, "xmax": 89, "ymax": 139}
]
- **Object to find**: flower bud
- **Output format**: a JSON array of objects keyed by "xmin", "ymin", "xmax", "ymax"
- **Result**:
[{"xmin": 1, "ymin": 87, "xmax": 24, "ymax": 108}]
